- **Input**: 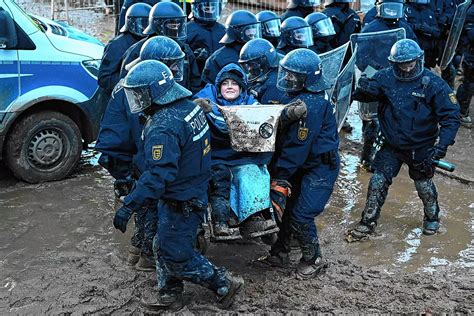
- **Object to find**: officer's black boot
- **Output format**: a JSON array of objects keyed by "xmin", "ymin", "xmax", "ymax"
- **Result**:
[
  {"xmin": 141, "ymin": 279, "xmax": 185, "ymax": 312},
  {"xmin": 126, "ymin": 246, "xmax": 140, "ymax": 266},
  {"xmin": 457, "ymin": 82, "xmax": 472, "ymax": 129},
  {"xmin": 415, "ymin": 179, "xmax": 440, "ymax": 235},
  {"xmin": 347, "ymin": 172, "xmax": 390, "ymax": 242},
  {"xmin": 262, "ymin": 209, "xmax": 292, "ymax": 267},
  {"xmin": 211, "ymin": 196, "xmax": 240, "ymax": 237},
  {"xmin": 215, "ymin": 270, "xmax": 245, "ymax": 309}
]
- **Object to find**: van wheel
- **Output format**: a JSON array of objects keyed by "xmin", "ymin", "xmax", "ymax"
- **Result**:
[{"xmin": 5, "ymin": 111, "xmax": 82, "ymax": 183}]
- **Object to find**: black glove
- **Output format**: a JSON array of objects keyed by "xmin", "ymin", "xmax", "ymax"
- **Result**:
[
  {"xmin": 193, "ymin": 98, "xmax": 212, "ymax": 113},
  {"xmin": 113, "ymin": 178, "xmax": 134, "ymax": 199},
  {"xmin": 429, "ymin": 144, "xmax": 448, "ymax": 161},
  {"xmin": 113, "ymin": 205, "xmax": 134, "ymax": 233},
  {"xmin": 194, "ymin": 48, "xmax": 209, "ymax": 61},
  {"xmin": 285, "ymin": 99, "xmax": 307, "ymax": 121},
  {"xmin": 270, "ymin": 179, "xmax": 291, "ymax": 223}
]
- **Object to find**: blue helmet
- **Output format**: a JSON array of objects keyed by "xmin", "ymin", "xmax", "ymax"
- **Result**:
[
  {"xmin": 305, "ymin": 12, "xmax": 336, "ymax": 38},
  {"xmin": 325, "ymin": 0, "xmax": 353, "ymax": 5},
  {"xmin": 239, "ymin": 38, "xmax": 279, "ymax": 82},
  {"xmin": 191, "ymin": 0, "xmax": 224, "ymax": 22},
  {"xmin": 278, "ymin": 17, "xmax": 314, "ymax": 49},
  {"xmin": 120, "ymin": 3, "xmax": 152, "ymax": 36},
  {"xmin": 376, "ymin": 0, "xmax": 404, "ymax": 20},
  {"xmin": 288, "ymin": 0, "xmax": 321, "ymax": 9},
  {"xmin": 220, "ymin": 10, "xmax": 262, "ymax": 44},
  {"xmin": 256, "ymin": 11, "xmax": 281, "ymax": 40},
  {"xmin": 126, "ymin": 36, "xmax": 186, "ymax": 81},
  {"xmin": 388, "ymin": 39, "xmax": 424, "ymax": 81},
  {"xmin": 277, "ymin": 48, "xmax": 329, "ymax": 92},
  {"xmin": 123, "ymin": 60, "xmax": 192, "ymax": 113},
  {"xmin": 143, "ymin": 2, "xmax": 187, "ymax": 40}
]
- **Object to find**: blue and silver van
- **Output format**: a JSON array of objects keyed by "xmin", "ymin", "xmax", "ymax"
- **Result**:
[{"xmin": 0, "ymin": 0, "xmax": 107, "ymax": 183}]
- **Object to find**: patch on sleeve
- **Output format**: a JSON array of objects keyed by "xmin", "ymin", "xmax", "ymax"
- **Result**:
[
  {"xmin": 448, "ymin": 92, "xmax": 458, "ymax": 104},
  {"xmin": 152, "ymin": 145, "xmax": 163, "ymax": 160},
  {"xmin": 203, "ymin": 138, "xmax": 211, "ymax": 156},
  {"xmin": 297, "ymin": 127, "xmax": 309, "ymax": 141}
]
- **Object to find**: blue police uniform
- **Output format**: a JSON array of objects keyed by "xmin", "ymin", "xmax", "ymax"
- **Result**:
[
  {"xmin": 202, "ymin": 43, "xmax": 243, "ymax": 84},
  {"xmin": 98, "ymin": 32, "xmax": 141, "ymax": 94},
  {"xmin": 270, "ymin": 90, "xmax": 340, "ymax": 265},
  {"xmin": 405, "ymin": 3, "xmax": 440, "ymax": 68},
  {"xmin": 362, "ymin": 17, "xmax": 418, "ymax": 41},
  {"xmin": 249, "ymin": 67, "xmax": 291, "ymax": 105},
  {"xmin": 456, "ymin": 5, "xmax": 473, "ymax": 123},
  {"xmin": 352, "ymin": 67, "xmax": 460, "ymax": 232},
  {"xmin": 362, "ymin": 6, "xmax": 377, "ymax": 27},
  {"xmin": 186, "ymin": 19, "xmax": 226, "ymax": 74},
  {"xmin": 322, "ymin": 4, "xmax": 361, "ymax": 47},
  {"xmin": 280, "ymin": 6, "xmax": 314, "ymax": 21}
]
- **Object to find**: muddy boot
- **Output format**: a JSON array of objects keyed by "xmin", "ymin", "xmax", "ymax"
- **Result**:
[
  {"xmin": 297, "ymin": 256, "xmax": 328, "ymax": 279},
  {"xmin": 213, "ymin": 222, "xmax": 240, "ymax": 237},
  {"xmin": 259, "ymin": 250, "xmax": 290, "ymax": 268},
  {"xmin": 422, "ymin": 220, "xmax": 439, "ymax": 236},
  {"xmin": 460, "ymin": 114, "xmax": 472, "ymax": 129},
  {"xmin": 140, "ymin": 291, "xmax": 185, "ymax": 312},
  {"xmin": 415, "ymin": 179, "xmax": 440, "ymax": 236},
  {"xmin": 341, "ymin": 120, "xmax": 353, "ymax": 133},
  {"xmin": 346, "ymin": 222, "xmax": 376, "ymax": 242},
  {"xmin": 135, "ymin": 255, "xmax": 156, "ymax": 272},
  {"xmin": 126, "ymin": 246, "xmax": 140, "ymax": 266},
  {"xmin": 216, "ymin": 273, "xmax": 245, "ymax": 309}
]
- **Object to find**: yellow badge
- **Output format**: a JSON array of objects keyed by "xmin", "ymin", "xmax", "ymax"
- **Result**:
[
  {"xmin": 203, "ymin": 138, "xmax": 211, "ymax": 155},
  {"xmin": 152, "ymin": 145, "xmax": 163, "ymax": 160},
  {"xmin": 448, "ymin": 92, "xmax": 457, "ymax": 104},
  {"xmin": 297, "ymin": 127, "xmax": 309, "ymax": 141}
]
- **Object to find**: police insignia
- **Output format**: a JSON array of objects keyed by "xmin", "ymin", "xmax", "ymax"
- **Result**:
[
  {"xmin": 152, "ymin": 145, "xmax": 163, "ymax": 160},
  {"xmin": 448, "ymin": 92, "xmax": 457, "ymax": 104},
  {"xmin": 297, "ymin": 127, "xmax": 309, "ymax": 141}
]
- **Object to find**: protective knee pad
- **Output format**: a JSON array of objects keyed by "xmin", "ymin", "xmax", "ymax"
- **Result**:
[
  {"xmin": 362, "ymin": 172, "xmax": 390, "ymax": 225},
  {"xmin": 414, "ymin": 179, "xmax": 440, "ymax": 221}
]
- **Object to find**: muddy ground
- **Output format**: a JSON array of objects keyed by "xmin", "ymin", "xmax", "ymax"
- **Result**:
[{"xmin": 1, "ymin": 1, "xmax": 473, "ymax": 314}]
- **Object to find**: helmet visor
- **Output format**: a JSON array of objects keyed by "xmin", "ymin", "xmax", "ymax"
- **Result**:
[
  {"xmin": 240, "ymin": 55, "xmax": 269, "ymax": 82},
  {"xmin": 311, "ymin": 18, "xmax": 336, "ymax": 37},
  {"xmin": 192, "ymin": 1, "xmax": 222, "ymax": 21},
  {"xmin": 300, "ymin": 0, "xmax": 321, "ymax": 7},
  {"xmin": 151, "ymin": 17, "xmax": 187, "ymax": 39},
  {"xmin": 124, "ymin": 86, "xmax": 153, "ymax": 113},
  {"xmin": 391, "ymin": 57, "xmax": 424, "ymax": 81},
  {"xmin": 377, "ymin": 3, "xmax": 404, "ymax": 19},
  {"xmin": 127, "ymin": 17, "xmax": 149, "ymax": 36},
  {"xmin": 238, "ymin": 23, "xmax": 262, "ymax": 42},
  {"xmin": 277, "ymin": 66, "xmax": 306, "ymax": 92},
  {"xmin": 262, "ymin": 19, "xmax": 281, "ymax": 38},
  {"xmin": 410, "ymin": 0, "xmax": 430, "ymax": 4},
  {"xmin": 163, "ymin": 57, "xmax": 184, "ymax": 82},
  {"xmin": 288, "ymin": 26, "xmax": 314, "ymax": 47}
]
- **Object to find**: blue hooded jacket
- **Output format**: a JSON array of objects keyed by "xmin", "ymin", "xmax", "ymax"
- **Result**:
[{"xmin": 193, "ymin": 63, "xmax": 272, "ymax": 166}]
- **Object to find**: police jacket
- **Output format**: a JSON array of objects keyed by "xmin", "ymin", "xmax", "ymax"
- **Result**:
[
  {"xmin": 362, "ymin": 6, "xmax": 377, "ymax": 27},
  {"xmin": 322, "ymin": 4, "xmax": 361, "ymax": 47},
  {"xmin": 119, "ymin": 37, "xmax": 201, "ymax": 94},
  {"xmin": 202, "ymin": 43, "xmax": 243, "ymax": 84},
  {"xmin": 124, "ymin": 98, "xmax": 211, "ymax": 208},
  {"xmin": 249, "ymin": 67, "xmax": 285, "ymax": 104},
  {"xmin": 186, "ymin": 19, "xmax": 226, "ymax": 73},
  {"xmin": 194, "ymin": 64, "xmax": 272, "ymax": 166},
  {"xmin": 405, "ymin": 4, "xmax": 440, "ymax": 53},
  {"xmin": 95, "ymin": 81, "xmax": 146, "ymax": 176},
  {"xmin": 362, "ymin": 17, "xmax": 418, "ymax": 42},
  {"xmin": 280, "ymin": 6, "xmax": 314, "ymax": 22},
  {"xmin": 98, "ymin": 32, "xmax": 140, "ymax": 94},
  {"xmin": 352, "ymin": 68, "xmax": 460, "ymax": 150},
  {"xmin": 270, "ymin": 90, "xmax": 339, "ymax": 180}
]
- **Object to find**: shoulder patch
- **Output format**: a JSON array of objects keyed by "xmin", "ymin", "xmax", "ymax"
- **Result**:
[
  {"xmin": 152, "ymin": 145, "xmax": 163, "ymax": 160},
  {"xmin": 448, "ymin": 92, "xmax": 458, "ymax": 104}
]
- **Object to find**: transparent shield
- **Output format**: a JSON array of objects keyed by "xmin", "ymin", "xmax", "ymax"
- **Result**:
[{"xmin": 319, "ymin": 42, "xmax": 349, "ymax": 95}]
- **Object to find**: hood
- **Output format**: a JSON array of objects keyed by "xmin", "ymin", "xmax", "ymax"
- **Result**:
[
  {"xmin": 29, "ymin": 14, "xmax": 104, "ymax": 60},
  {"xmin": 215, "ymin": 63, "xmax": 248, "ymax": 89}
]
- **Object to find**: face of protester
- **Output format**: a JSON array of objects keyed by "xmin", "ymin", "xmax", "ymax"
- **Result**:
[{"xmin": 220, "ymin": 79, "xmax": 241, "ymax": 101}]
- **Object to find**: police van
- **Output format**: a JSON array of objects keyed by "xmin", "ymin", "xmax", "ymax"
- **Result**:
[{"xmin": 0, "ymin": 0, "xmax": 107, "ymax": 183}]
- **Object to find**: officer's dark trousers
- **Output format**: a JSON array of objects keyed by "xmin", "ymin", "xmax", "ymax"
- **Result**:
[
  {"xmin": 153, "ymin": 200, "xmax": 228, "ymax": 295},
  {"xmin": 209, "ymin": 164, "xmax": 232, "ymax": 225},
  {"xmin": 130, "ymin": 206, "xmax": 156, "ymax": 261},
  {"xmin": 360, "ymin": 145, "xmax": 440, "ymax": 228},
  {"xmin": 271, "ymin": 154, "xmax": 340, "ymax": 262},
  {"xmin": 361, "ymin": 119, "xmax": 379, "ymax": 164},
  {"xmin": 457, "ymin": 61, "xmax": 473, "ymax": 117}
]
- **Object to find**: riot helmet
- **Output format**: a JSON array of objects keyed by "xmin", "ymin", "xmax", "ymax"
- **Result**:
[
  {"xmin": 324, "ymin": 0, "xmax": 353, "ymax": 5},
  {"xmin": 220, "ymin": 10, "xmax": 262, "ymax": 44},
  {"xmin": 256, "ymin": 11, "xmax": 281, "ymax": 41},
  {"xmin": 288, "ymin": 0, "xmax": 321, "ymax": 9},
  {"xmin": 239, "ymin": 38, "xmax": 279, "ymax": 82},
  {"xmin": 191, "ymin": 0, "xmax": 224, "ymax": 22},
  {"xmin": 406, "ymin": 0, "xmax": 430, "ymax": 3},
  {"xmin": 143, "ymin": 2, "xmax": 187, "ymax": 41},
  {"xmin": 305, "ymin": 12, "xmax": 336, "ymax": 38},
  {"xmin": 376, "ymin": 0, "xmax": 404, "ymax": 20},
  {"xmin": 388, "ymin": 39, "xmax": 424, "ymax": 81},
  {"xmin": 123, "ymin": 60, "xmax": 192, "ymax": 113},
  {"xmin": 120, "ymin": 3, "xmax": 152, "ymax": 36},
  {"xmin": 278, "ymin": 17, "xmax": 314, "ymax": 49},
  {"xmin": 126, "ymin": 36, "xmax": 186, "ymax": 82},
  {"xmin": 277, "ymin": 48, "xmax": 329, "ymax": 92}
]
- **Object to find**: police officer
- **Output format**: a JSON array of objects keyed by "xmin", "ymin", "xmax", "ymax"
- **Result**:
[
  {"xmin": 186, "ymin": 0, "xmax": 226, "ymax": 74},
  {"xmin": 114, "ymin": 60, "xmax": 244, "ymax": 310},
  {"xmin": 322, "ymin": 0, "xmax": 361, "ymax": 48},
  {"xmin": 117, "ymin": 0, "xmax": 160, "ymax": 34},
  {"xmin": 98, "ymin": 3, "xmax": 151, "ymax": 95},
  {"xmin": 96, "ymin": 36, "xmax": 189, "ymax": 271},
  {"xmin": 256, "ymin": 10, "xmax": 282, "ymax": 47},
  {"xmin": 305, "ymin": 12, "xmax": 337, "ymax": 54},
  {"xmin": 363, "ymin": 1, "xmax": 378, "ymax": 27},
  {"xmin": 281, "ymin": 0, "xmax": 319, "ymax": 22},
  {"xmin": 277, "ymin": 17, "xmax": 314, "ymax": 55},
  {"xmin": 263, "ymin": 49, "xmax": 340, "ymax": 279},
  {"xmin": 347, "ymin": 39, "xmax": 460, "ymax": 241},
  {"xmin": 238, "ymin": 38, "xmax": 286, "ymax": 104},
  {"xmin": 202, "ymin": 10, "xmax": 261, "ymax": 84},
  {"xmin": 457, "ymin": 4, "xmax": 473, "ymax": 128},
  {"xmin": 405, "ymin": 0, "xmax": 440, "ymax": 69},
  {"xmin": 120, "ymin": 2, "xmax": 202, "ymax": 94}
]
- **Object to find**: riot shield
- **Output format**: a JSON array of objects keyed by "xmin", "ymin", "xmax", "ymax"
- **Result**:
[
  {"xmin": 320, "ymin": 42, "xmax": 349, "ymax": 95},
  {"xmin": 350, "ymin": 28, "xmax": 406, "ymax": 120},
  {"xmin": 331, "ymin": 51, "xmax": 357, "ymax": 132},
  {"xmin": 439, "ymin": 0, "xmax": 472, "ymax": 70}
]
